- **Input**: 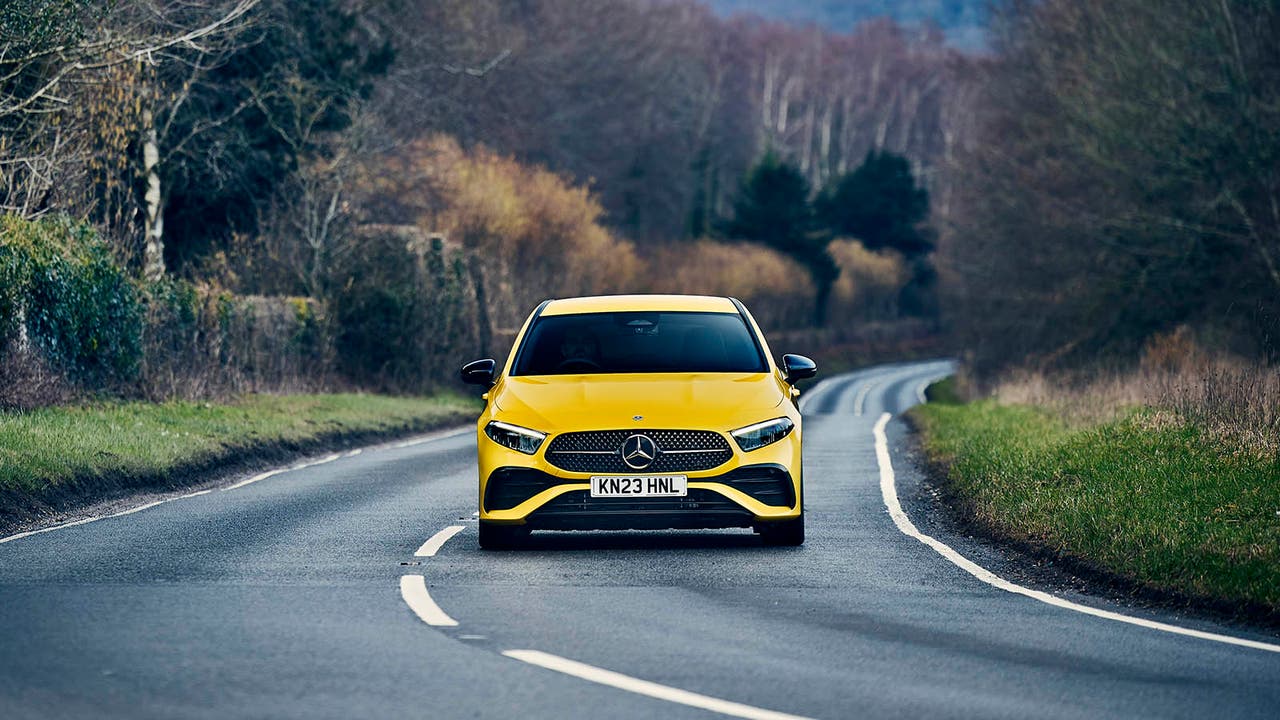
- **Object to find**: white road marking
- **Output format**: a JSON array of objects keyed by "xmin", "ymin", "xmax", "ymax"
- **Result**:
[
  {"xmin": 400, "ymin": 575, "xmax": 459, "ymax": 627},
  {"xmin": 873, "ymin": 412, "xmax": 1280, "ymax": 654},
  {"xmin": 853, "ymin": 380, "xmax": 878, "ymax": 417},
  {"xmin": 0, "ymin": 493, "xmax": 207, "ymax": 544},
  {"xmin": 502, "ymin": 649, "xmax": 815, "ymax": 720},
  {"xmin": 914, "ymin": 374, "xmax": 952, "ymax": 405},
  {"xmin": 393, "ymin": 427, "xmax": 470, "ymax": 448},
  {"xmin": 223, "ymin": 453, "xmax": 340, "ymax": 491},
  {"xmin": 0, "ymin": 427, "xmax": 469, "ymax": 545},
  {"xmin": 415, "ymin": 525, "xmax": 465, "ymax": 557},
  {"xmin": 112, "ymin": 500, "xmax": 168, "ymax": 516},
  {"xmin": 0, "ymin": 516, "xmax": 101, "ymax": 545},
  {"xmin": 345, "ymin": 449, "xmax": 362, "ymax": 457},
  {"xmin": 0, "ymin": 498, "xmax": 181, "ymax": 544}
]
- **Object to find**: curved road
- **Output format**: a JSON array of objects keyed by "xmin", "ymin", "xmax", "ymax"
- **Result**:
[{"xmin": 1, "ymin": 359, "xmax": 1277, "ymax": 718}]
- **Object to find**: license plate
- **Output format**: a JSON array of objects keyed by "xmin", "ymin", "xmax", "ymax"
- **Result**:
[{"xmin": 589, "ymin": 475, "xmax": 688, "ymax": 498}]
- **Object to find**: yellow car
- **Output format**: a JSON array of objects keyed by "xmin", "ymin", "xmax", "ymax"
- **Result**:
[{"xmin": 460, "ymin": 294, "xmax": 815, "ymax": 549}]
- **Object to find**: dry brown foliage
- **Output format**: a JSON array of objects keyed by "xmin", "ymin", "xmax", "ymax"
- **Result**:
[
  {"xmin": 642, "ymin": 239, "xmax": 814, "ymax": 329},
  {"xmin": 353, "ymin": 135, "xmax": 642, "ymax": 330},
  {"xmin": 989, "ymin": 328, "xmax": 1280, "ymax": 456},
  {"xmin": 827, "ymin": 239, "xmax": 909, "ymax": 322}
]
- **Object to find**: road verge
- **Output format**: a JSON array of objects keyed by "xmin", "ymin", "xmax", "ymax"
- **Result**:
[
  {"xmin": 909, "ymin": 380, "xmax": 1280, "ymax": 627},
  {"xmin": 0, "ymin": 393, "xmax": 480, "ymax": 533}
]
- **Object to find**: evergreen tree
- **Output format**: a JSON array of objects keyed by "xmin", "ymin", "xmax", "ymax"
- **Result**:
[
  {"xmin": 818, "ymin": 150, "xmax": 932, "ymax": 258},
  {"xmin": 725, "ymin": 152, "xmax": 838, "ymax": 326}
]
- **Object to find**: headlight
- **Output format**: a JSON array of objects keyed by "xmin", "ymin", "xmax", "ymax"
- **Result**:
[
  {"xmin": 484, "ymin": 421, "xmax": 546, "ymax": 455},
  {"xmin": 730, "ymin": 417, "xmax": 795, "ymax": 452}
]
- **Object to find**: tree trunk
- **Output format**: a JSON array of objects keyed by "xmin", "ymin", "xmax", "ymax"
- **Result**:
[
  {"xmin": 468, "ymin": 253, "xmax": 493, "ymax": 359},
  {"xmin": 142, "ymin": 109, "xmax": 165, "ymax": 281}
]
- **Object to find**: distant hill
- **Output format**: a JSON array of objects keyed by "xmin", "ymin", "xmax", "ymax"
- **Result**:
[{"xmin": 705, "ymin": 0, "xmax": 989, "ymax": 48}]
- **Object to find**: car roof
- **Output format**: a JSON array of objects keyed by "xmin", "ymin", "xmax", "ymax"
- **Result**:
[{"xmin": 541, "ymin": 294, "xmax": 740, "ymax": 316}]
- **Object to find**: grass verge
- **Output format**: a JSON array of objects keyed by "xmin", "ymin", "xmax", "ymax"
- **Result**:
[
  {"xmin": 0, "ymin": 393, "xmax": 481, "ymax": 528},
  {"xmin": 911, "ymin": 394, "xmax": 1280, "ymax": 617}
]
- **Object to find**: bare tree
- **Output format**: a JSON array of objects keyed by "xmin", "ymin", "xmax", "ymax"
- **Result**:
[{"xmin": 0, "ymin": 0, "xmax": 260, "ymax": 277}]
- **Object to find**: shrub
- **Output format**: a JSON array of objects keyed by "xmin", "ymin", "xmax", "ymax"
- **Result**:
[
  {"xmin": 724, "ymin": 153, "xmax": 838, "ymax": 325},
  {"xmin": 352, "ymin": 135, "xmax": 642, "ymax": 331},
  {"xmin": 0, "ymin": 215, "xmax": 142, "ymax": 395},
  {"xmin": 330, "ymin": 226, "xmax": 481, "ymax": 393},
  {"xmin": 644, "ymin": 239, "xmax": 814, "ymax": 331},
  {"xmin": 141, "ymin": 278, "xmax": 331, "ymax": 399},
  {"xmin": 827, "ymin": 239, "xmax": 909, "ymax": 322}
]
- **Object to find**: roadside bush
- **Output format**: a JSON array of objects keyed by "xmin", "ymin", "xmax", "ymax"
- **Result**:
[
  {"xmin": 141, "ymin": 279, "xmax": 331, "ymax": 399},
  {"xmin": 330, "ymin": 225, "xmax": 481, "ymax": 393},
  {"xmin": 827, "ymin": 239, "xmax": 909, "ymax": 323},
  {"xmin": 986, "ymin": 330, "xmax": 1280, "ymax": 457},
  {"xmin": 0, "ymin": 215, "xmax": 142, "ymax": 402},
  {"xmin": 352, "ymin": 135, "xmax": 642, "ymax": 331},
  {"xmin": 643, "ymin": 239, "xmax": 813, "ymax": 331}
]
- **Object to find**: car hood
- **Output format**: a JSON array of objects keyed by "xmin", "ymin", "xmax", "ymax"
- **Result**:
[{"xmin": 492, "ymin": 372, "xmax": 787, "ymax": 432}]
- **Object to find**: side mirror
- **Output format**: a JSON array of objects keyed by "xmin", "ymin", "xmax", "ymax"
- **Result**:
[
  {"xmin": 781, "ymin": 354, "xmax": 817, "ymax": 384},
  {"xmin": 460, "ymin": 358, "xmax": 497, "ymax": 386}
]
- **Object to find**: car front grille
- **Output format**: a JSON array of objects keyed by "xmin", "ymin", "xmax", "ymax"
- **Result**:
[{"xmin": 544, "ymin": 429, "xmax": 733, "ymax": 473}]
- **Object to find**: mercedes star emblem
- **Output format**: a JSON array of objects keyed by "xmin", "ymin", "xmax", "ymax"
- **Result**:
[{"xmin": 621, "ymin": 434, "xmax": 658, "ymax": 470}]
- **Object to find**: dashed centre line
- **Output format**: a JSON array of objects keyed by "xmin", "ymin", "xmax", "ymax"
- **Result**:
[
  {"xmin": 852, "ymin": 380, "xmax": 878, "ymax": 416},
  {"xmin": 399, "ymin": 575, "xmax": 458, "ymax": 627},
  {"xmin": 415, "ymin": 525, "xmax": 465, "ymax": 557},
  {"xmin": 503, "ymin": 649, "xmax": 816, "ymax": 720}
]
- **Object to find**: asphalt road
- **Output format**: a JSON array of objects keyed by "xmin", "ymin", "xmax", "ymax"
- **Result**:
[{"xmin": 1, "ymin": 359, "xmax": 1278, "ymax": 719}]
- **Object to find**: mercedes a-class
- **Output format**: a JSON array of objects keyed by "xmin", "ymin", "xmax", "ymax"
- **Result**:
[{"xmin": 460, "ymin": 294, "xmax": 815, "ymax": 549}]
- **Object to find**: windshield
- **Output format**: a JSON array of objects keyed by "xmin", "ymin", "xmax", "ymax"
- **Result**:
[{"xmin": 512, "ymin": 311, "xmax": 767, "ymax": 376}]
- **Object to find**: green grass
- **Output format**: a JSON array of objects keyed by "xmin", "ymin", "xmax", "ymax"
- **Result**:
[
  {"xmin": 923, "ymin": 375, "xmax": 962, "ymax": 405},
  {"xmin": 911, "ymin": 393, "xmax": 1280, "ymax": 611},
  {"xmin": 0, "ymin": 393, "xmax": 481, "ymax": 497}
]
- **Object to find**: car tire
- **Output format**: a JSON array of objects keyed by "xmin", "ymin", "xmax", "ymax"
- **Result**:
[
  {"xmin": 478, "ymin": 521, "xmax": 528, "ymax": 550},
  {"xmin": 759, "ymin": 513, "xmax": 804, "ymax": 546}
]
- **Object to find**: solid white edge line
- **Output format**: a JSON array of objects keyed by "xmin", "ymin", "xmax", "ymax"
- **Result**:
[
  {"xmin": 113, "ymin": 499, "xmax": 169, "ymax": 517},
  {"xmin": 222, "ymin": 453, "xmax": 341, "ymax": 491},
  {"xmin": 502, "ymin": 649, "xmax": 815, "ymax": 720},
  {"xmin": 872, "ymin": 412, "xmax": 1280, "ymax": 654},
  {"xmin": 400, "ymin": 574, "xmax": 459, "ymax": 627},
  {"xmin": 914, "ymin": 373, "xmax": 952, "ymax": 406},
  {"xmin": 0, "ymin": 498, "xmax": 175, "ymax": 544},
  {"xmin": 393, "ymin": 427, "xmax": 470, "ymax": 448},
  {"xmin": 415, "ymin": 525, "xmax": 466, "ymax": 557},
  {"xmin": 0, "ymin": 516, "xmax": 100, "ymax": 545}
]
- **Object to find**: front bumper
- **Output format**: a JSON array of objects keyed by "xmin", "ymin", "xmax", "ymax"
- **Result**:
[{"xmin": 480, "ymin": 463, "xmax": 801, "ymax": 529}]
